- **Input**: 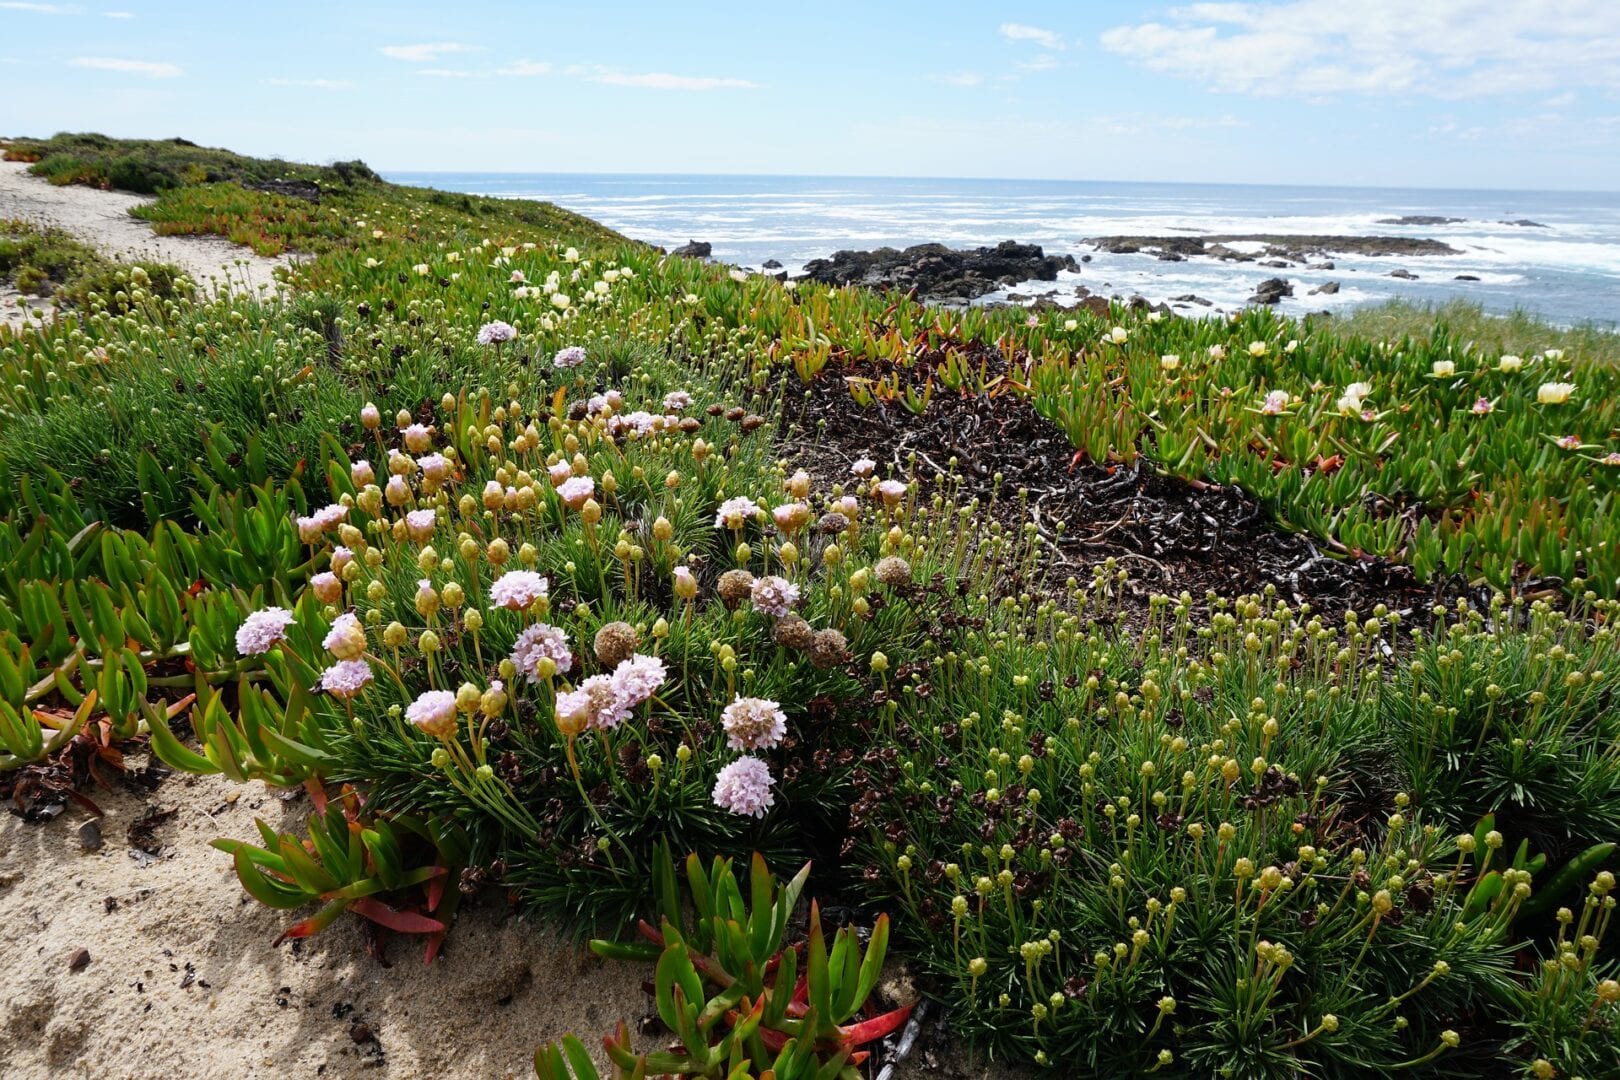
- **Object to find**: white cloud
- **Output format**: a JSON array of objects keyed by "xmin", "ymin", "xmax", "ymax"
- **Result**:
[
  {"xmin": 497, "ymin": 59, "xmax": 551, "ymax": 76},
  {"xmin": 1017, "ymin": 53, "xmax": 1060, "ymax": 72},
  {"xmin": 265, "ymin": 77, "xmax": 353, "ymax": 90},
  {"xmin": 1000, "ymin": 22, "xmax": 1065, "ymax": 49},
  {"xmin": 939, "ymin": 72, "xmax": 983, "ymax": 87},
  {"xmin": 591, "ymin": 70, "xmax": 756, "ymax": 90},
  {"xmin": 380, "ymin": 42, "xmax": 479, "ymax": 62},
  {"xmin": 71, "ymin": 55, "xmax": 181, "ymax": 77},
  {"xmin": 417, "ymin": 68, "xmax": 472, "ymax": 77},
  {"xmin": 1101, "ymin": 1, "xmax": 1620, "ymax": 98},
  {"xmin": 102, "ymin": 9, "xmax": 133, "ymax": 16},
  {"xmin": 1, "ymin": 2, "xmax": 79, "ymax": 11}
]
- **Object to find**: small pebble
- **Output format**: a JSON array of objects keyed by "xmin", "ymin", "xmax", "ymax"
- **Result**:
[
  {"xmin": 78, "ymin": 820, "xmax": 103, "ymax": 852},
  {"xmin": 68, "ymin": 948, "xmax": 91, "ymax": 972}
]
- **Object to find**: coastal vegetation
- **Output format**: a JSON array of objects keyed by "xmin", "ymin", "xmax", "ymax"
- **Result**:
[{"xmin": 3, "ymin": 134, "xmax": 1618, "ymax": 1079}]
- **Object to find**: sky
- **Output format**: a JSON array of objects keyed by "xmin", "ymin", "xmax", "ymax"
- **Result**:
[{"xmin": 3, "ymin": 1, "xmax": 1620, "ymax": 190}]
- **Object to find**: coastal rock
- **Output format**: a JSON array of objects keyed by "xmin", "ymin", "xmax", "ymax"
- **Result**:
[
  {"xmin": 1260, "ymin": 259, "xmax": 1292, "ymax": 268},
  {"xmin": 1079, "ymin": 254, "xmax": 1093, "ymax": 263},
  {"xmin": 798, "ymin": 240, "xmax": 1079, "ymax": 301},
  {"xmin": 1247, "ymin": 277, "xmax": 1293, "ymax": 305},
  {"xmin": 1500, "ymin": 219, "xmax": 1547, "ymax": 228},
  {"xmin": 1388, "ymin": 268, "xmax": 1418, "ymax": 280},
  {"xmin": 1085, "ymin": 234, "xmax": 1459, "ymax": 260},
  {"xmin": 761, "ymin": 259, "xmax": 782, "ymax": 269},
  {"xmin": 1170, "ymin": 293, "xmax": 1213, "ymax": 306},
  {"xmin": 1310, "ymin": 261, "xmax": 1336, "ymax": 270},
  {"xmin": 1309, "ymin": 281, "xmax": 1340, "ymax": 295},
  {"xmin": 1454, "ymin": 274, "xmax": 1481, "ymax": 281},
  {"xmin": 670, "ymin": 240, "xmax": 712, "ymax": 258},
  {"xmin": 1376, "ymin": 215, "xmax": 1464, "ymax": 225}
]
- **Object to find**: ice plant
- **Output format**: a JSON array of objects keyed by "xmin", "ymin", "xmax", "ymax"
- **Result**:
[{"xmin": 1538, "ymin": 381, "xmax": 1575, "ymax": 404}]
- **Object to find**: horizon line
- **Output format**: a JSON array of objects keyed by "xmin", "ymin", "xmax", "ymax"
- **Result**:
[{"xmin": 378, "ymin": 168, "xmax": 1620, "ymax": 198}]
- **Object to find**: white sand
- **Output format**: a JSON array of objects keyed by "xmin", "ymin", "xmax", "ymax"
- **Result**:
[{"xmin": 0, "ymin": 159, "xmax": 290, "ymax": 333}]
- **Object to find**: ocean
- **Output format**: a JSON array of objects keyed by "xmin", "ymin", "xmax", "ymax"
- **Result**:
[{"xmin": 387, "ymin": 173, "xmax": 1620, "ymax": 326}]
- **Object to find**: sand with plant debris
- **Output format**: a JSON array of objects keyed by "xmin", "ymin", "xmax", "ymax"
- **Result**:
[
  {"xmin": 0, "ymin": 759, "xmax": 1026, "ymax": 1080},
  {"xmin": 0, "ymin": 758, "xmax": 655, "ymax": 1079},
  {"xmin": 0, "ymin": 158, "xmax": 290, "ymax": 333}
]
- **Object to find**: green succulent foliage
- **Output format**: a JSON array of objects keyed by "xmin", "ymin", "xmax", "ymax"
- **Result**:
[{"xmin": 212, "ymin": 794, "xmax": 468, "ymax": 960}]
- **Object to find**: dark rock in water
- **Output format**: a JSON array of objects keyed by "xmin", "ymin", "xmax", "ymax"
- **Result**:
[
  {"xmin": 1311, "ymin": 261, "xmax": 1336, "ymax": 271},
  {"xmin": 1376, "ymin": 215, "xmax": 1464, "ymax": 225},
  {"xmin": 249, "ymin": 179, "xmax": 321, "ymax": 203},
  {"xmin": 1453, "ymin": 274, "xmax": 1481, "ymax": 281},
  {"xmin": 1310, "ymin": 281, "xmax": 1340, "ymax": 295},
  {"xmin": 1006, "ymin": 292, "xmax": 1030, "ymax": 302},
  {"xmin": 1259, "ymin": 259, "xmax": 1292, "ymax": 268},
  {"xmin": 1085, "ymin": 234, "xmax": 1458, "ymax": 259},
  {"xmin": 799, "ymin": 240, "xmax": 1080, "ymax": 301},
  {"xmin": 761, "ymin": 259, "xmax": 782, "ymax": 269},
  {"xmin": 1500, "ymin": 219, "xmax": 1547, "ymax": 228},
  {"xmin": 1170, "ymin": 293, "xmax": 1214, "ymax": 307},
  {"xmin": 1155, "ymin": 251, "xmax": 1185, "ymax": 262},
  {"xmin": 1388, "ymin": 268, "xmax": 1418, "ymax": 280},
  {"xmin": 1247, "ymin": 277, "xmax": 1293, "ymax": 305},
  {"xmin": 770, "ymin": 271, "xmax": 787, "ymax": 282},
  {"xmin": 670, "ymin": 240, "xmax": 712, "ymax": 258},
  {"xmin": 1080, "ymin": 254, "xmax": 1093, "ymax": 263}
]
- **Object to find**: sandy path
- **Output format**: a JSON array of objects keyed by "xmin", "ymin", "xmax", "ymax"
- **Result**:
[{"xmin": 0, "ymin": 159, "xmax": 290, "ymax": 332}]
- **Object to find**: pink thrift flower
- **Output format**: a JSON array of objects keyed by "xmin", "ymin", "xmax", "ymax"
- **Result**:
[
  {"xmin": 715, "ymin": 496, "xmax": 763, "ymax": 529},
  {"xmin": 557, "ymin": 476, "xmax": 595, "ymax": 509},
  {"xmin": 406, "ymin": 690, "xmax": 458, "ymax": 738},
  {"xmin": 510, "ymin": 623, "xmax": 574, "ymax": 681},
  {"xmin": 722, "ymin": 696, "xmax": 787, "ymax": 751},
  {"xmin": 236, "ymin": 608, "xmax": 295, "ymax": 656},
  {"xmin": 611, "ymin": 653, "xmax": 666, "ymax": 707},
  {"xmin": 712, "ymin": 757, "xmax": 776, "ymax": 818},
  {"xmin": 750, "ymin": 575, "xmax": 799, "ymax": 617},
  {"xmin": 489, "ymin": 570, "xmax": 548, "ymax": 611},
  {"xmin": 319, "ymin": 659, "xmax": 373, "ymax": 699}
]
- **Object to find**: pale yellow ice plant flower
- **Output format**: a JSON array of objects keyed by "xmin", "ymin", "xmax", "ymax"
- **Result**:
[
  {"xmin": 1248, "ymin": 341, "xmax": 1268, "ymax": 357},
  {"xmin": 1537, "ymin": 382, "xmax": 1575, "ymax": 405},
  {"xmin": 1432, "ymin": 360, "xmax": 1456, "ymax": 378},
  {"xmin": 1498, "ymin": 354, "xmax": 1524, "ymax": 372}
]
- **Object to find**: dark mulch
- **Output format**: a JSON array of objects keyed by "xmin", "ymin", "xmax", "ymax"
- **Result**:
[{"xmin": 780, "ymin": 349, "xmax": 1441, "ymax": 622}]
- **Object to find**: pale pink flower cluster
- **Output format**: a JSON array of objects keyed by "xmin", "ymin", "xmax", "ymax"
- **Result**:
[
  {"xmin": 236, "ymin": 608, "xmax": 296, "ymax": 656},
  {"xmin": 553, "ymin": 345, "xmax": 586, "ymax": 369},
  {"xmin": 351, "ymin": 460, "xmax": 375, "ymax": 486},
  {"xmin": 403, "ymin": 424, "xmax": 432, "ymax": 453},
  {"xmin": 851, "ymin": 457, "xmax": 876, "ymax": 478},
  {"xmin": 548, "ymin": 461, "xmax": 574, "ymax": 486},
  {"xmin": 510, "ymin": 622, "xmax": 574, "ymax": 681},
  {"xmin": 405, "ymin": 509, "xmax": 437, "ymax": 541},
  {"xmin": 750, "ymin": 575, "xmax": 799, "ymax": 617},
  {"xmin": 406, "ymin": 690, "xmax": 458, "ymax": 737},
  {"xmin": 1472, "ymin": 397, "xmax": 1494, "ymax": 415},
  {"xmin": 712, "ymin": 757, "xmax": 775, "ymax": 818},
  {"xmin": 714, "ymin": 496, "xmax": 763, "ymax": 529},
  {"xmin": 608, "ymin": 410, "xmax": 657, "ymax": 437},
  {"xmin": 721, "ymin": 696, "xmax": 787, "ymax": 751},
  {"xmin": 310, "ymin": 571, "xmax": 342, "ymax": 604},
  {"xmin": 875, "ymin": 479, "xmax": 907, "ymax": 506},
  {"xmin": 663, "ymin": 390, "xmax": 693, "ymax": 412},
  {"xmin": 1259, "ymin": 390, "xmax": 1290, "ymax": 415},
  {"xmin": 557, "ymin": 653, "xmax": 667, "ymax": 731},
  {"xmin": 1602, "ymin": 452, "xmax": 1620, "ymax": 466},
  {"xmin": 476, "ymin": 320, "xmax": 517, "ymax": 346},
  {"xmin": 1558, "ymin": 435, "xmax": 1582, "ymax": 450},
  {"xmin": 557, "ymin": 476, "xmax": 595, "ymax": 509},
  {"xmin": 489, "ymin": 570, "xmax": 549, "ymax": 611},
  {"xmin": 323, "ymin": 611, "xmax": 367, "ymax": 660},
  {"xmin": 418, "ymin": 453, "xmax": 451, "ymax": 485},
  {"xmin": 296, "ymin": 503, "xmax": 349, "ymax": 542},
  {"xmin": 319, "ymin": 659, "xmax": 373, "ymax": 699},
  {"xmin": 587, "ymin": 390, "xmax": 624, "ymax": 416}
]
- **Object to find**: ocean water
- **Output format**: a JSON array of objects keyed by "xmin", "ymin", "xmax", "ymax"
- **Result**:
[{"xmin": 388, "ymin": 173, "xmax": 1620, "ymax": 326}]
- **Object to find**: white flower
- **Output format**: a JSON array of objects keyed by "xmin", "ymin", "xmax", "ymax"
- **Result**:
[
  {"xmin": 1160, "ymin": 354, "xmax": 1180, "ymax": 371},
  {"xmin": 1063, "ymin": 318, "xmax": 1078, "ymax": 331},
  {"xmin": 729, "ymin": 269, "xmax": 749, "ymax": 283},
  {"xmin": 721, "ymin": 696, "xmax": 787, "ymax": 751},
  {"xmin": 1498, "ymin": 354, "xmax": 1525, "ymax": 372},
  {"xmin": 412, "ymin": 263, "xmax": 431, "ymax": 276},
  {"xmin": 1107, "ymin": 326, "xmax": 1128, "ymax": 344},
  {"xmin": 1544, "ymin": 348, "xmax": 1564, "ymax": 361},
  {"xmin": 1248, "ymin": 341, "xmax": 1268, "ymax": 357},
  {"xmin": 851, "ymin": 457, "xmax": 876, "ymax": 478},
  {"xmin": 551, "ymin": 292, "xmax": 571, "ymax": 310},
  {"xmin": 1537, "ymin": 381, "xmax": 1575, "ymax": 405},
  {"xmin": 1432, "ymin": 360, "xmax": 1456, "ymax": 378}
]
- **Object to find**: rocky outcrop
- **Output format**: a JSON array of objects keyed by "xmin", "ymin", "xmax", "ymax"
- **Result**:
[
  {"xmin": 1500, "ymin": 219, "xmax": 1547, "ymax": 228},
  {"xmin": 670, "ymin": 240, "xmax": 711, "ymax": 258},
  {"xmin": 1084, "ymin": 234, "xmax": 1459, "ymax": 261},
  {"xmin": 1309, "ymin": 281, "xmax": 1340, "ymax": 295},
  {"xmin": 1388, "ymin": 268, "xmax": 1418, "ymax": 280},
  {"xmin": 1247, "ymin": 277, "xmax": 1293, "ymax": 305},
  {"xmin": 1454, "ymin": 274, "xmax": 1481, "ymax": 281},
  {"xmin": 798, "ymin": 240, "xmax": 1079, "ymax": 301},
  {"xmin": 1376, "ymin": 215, "xmax": 1464, "ymax": 226}
]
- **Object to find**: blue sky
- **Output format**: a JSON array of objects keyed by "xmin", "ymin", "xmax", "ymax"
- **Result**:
[{"xmin": 3, "ymin": 1, "xmax": 1619, "ymax": 189}]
